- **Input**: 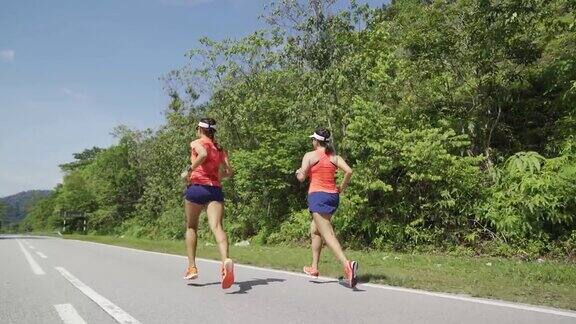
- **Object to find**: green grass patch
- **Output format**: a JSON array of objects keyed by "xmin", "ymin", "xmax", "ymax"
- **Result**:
[{"xmin": 64, "ymin": 234, "xmax": 576, "ymax": 310}]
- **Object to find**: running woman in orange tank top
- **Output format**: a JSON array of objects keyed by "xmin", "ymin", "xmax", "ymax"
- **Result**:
[
  {"xmin": 182, "ymin": 118, "xmax": 235, "ymax": 289},
  {"xmin": 295, "ymin": 127, "xmax": 358, "ymax": 288}
]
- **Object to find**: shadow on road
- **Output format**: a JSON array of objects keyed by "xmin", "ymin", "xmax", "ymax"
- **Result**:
[
  {"xmin": 228, "ymin": 278, "xmax": 286, "ymax": 295},
  {"xmin": 309, "ymin": 279, "xmax": 339, "ymax": 284},
  {"xmin": 357, "ymin": 273, "xmax": 388, "ymax": 283},
  {"xmin": 309, "ymin": 278, "xmax": 366, "ymax": 292},
  {"xmin": 187, "ymin": 282, "xmax": 221, "ymax": 287}
]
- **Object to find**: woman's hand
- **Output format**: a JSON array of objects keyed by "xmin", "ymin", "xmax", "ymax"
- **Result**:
[
  {"xmin": 295, "ymin": 168, "xmax": 306, "ymax": 182},
  {"xmin": 181, "ymin": 165, "xmax": 191, "ymax": 184},
  {"xmin": 335, "ymin": 156, "xmax": 352, "ymax": 194}
]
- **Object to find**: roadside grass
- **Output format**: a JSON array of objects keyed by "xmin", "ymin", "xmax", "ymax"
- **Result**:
[{"xmin": 64, "ymin": 234, "xmax": 576, "ymax": 310}]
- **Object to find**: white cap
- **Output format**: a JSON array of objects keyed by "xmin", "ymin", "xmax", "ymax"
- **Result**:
[
  {"xmin": 309, "ymin": 132, "xmax": 328, "ymax": 142},
  {"xmin": 197, "ymin": 121, "xmax": 217, "ymax": 130}
]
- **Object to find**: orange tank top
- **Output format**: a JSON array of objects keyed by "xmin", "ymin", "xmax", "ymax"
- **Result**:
[
  {"xmin": 189, "ymin": 137, "xmax": 226, "ymax": 187},
  {"xmin": 308, "ymin": 149, "xmax": 338, "ymax": 194}
]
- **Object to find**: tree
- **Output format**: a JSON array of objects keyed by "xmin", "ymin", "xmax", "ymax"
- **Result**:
[{"xmin": 59, "ymin": 147, "xmax": 103, "ymax": 172}]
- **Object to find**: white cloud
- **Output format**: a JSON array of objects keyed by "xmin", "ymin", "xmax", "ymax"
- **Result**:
[
  {"xmin": 61, "ymin": 87, "xmax": 88, "ymax": 100},
  {"xmin": 0, "ymin": 49, "xmax": 15, "ymax": 62}
]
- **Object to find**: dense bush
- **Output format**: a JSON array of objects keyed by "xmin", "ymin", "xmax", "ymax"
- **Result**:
[{"xmin": 483, "ymin": 151, "xmax": 576, "ymax": 240}]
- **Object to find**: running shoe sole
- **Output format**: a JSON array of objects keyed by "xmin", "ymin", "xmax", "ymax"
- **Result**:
[
  {"xmin": 222, "ymin": 259, "xmax": 235, "ymax": 289},
  {"xmin": 303, "ymin": 267, "xmax": 319, "ymax": 277},
  {"xmin": 183, "ymin": 268, "xmax": 198, "ymax": 280},
  {"xmin": 349, "ymin": 261, "xmax": 358, "ymax": 288}
]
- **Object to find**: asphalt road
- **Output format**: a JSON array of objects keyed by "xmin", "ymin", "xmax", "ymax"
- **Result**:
[{"xmin": 1, "ymin": 235, "xmax": 575, "ymax": 324}]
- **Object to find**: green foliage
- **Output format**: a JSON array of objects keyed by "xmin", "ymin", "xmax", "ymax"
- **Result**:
[
  {"xmin": 130, "ymin": 106, "xmax": 197, "ymax": 232},
  {"xmin": 154, "ymin": 207, "xmax": 186, "ymax": 240},
  {"xmin": 267, "ymin": 209, "xmax": 312, "ymax": 245},
  {"xmin": 55, "ymin": 172, "xmax": 97, "ymax": 213},
  {"xmin": 338, "ymin": 98, "xmax": 486, "ymax": 248},
  {"xmin": 483, "ymin": 151, "xmax": 576, "ymax": 239},
  {"xmin": 19, "ymin": 195, "xmax": 57, "ymax": 232},
  {"xmin": 23, "ymin": 0, "xmax": 576, "ymax": 259},
  {"xmin": 59, "ymin": 146, "xmax": 103, "ymax": 172}
]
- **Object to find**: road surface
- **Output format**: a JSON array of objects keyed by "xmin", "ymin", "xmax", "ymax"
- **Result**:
[{"xmin": 1, "ymin": 235, "xmax": 575, "ymax": 324}]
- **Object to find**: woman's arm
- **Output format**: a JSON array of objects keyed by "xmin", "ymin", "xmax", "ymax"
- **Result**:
[
  {"xmin": 295, "ymin": 152, "xmax": 311, "ymax": 182},
  {"xmin": 220, "ymin": 151, "xmax": 234, "ymax": 179},
  {"xmin": 335, "ymin": 155, "xmax": 353, "ymax": 193},
  {"xmin": 189, "ymin": 141, "xmax": 207, "ymax": 171}
]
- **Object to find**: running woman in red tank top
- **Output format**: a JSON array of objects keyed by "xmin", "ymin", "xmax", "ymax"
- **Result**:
[
  {"xmin": 295, "ymin": 127, "xmax": 358, "ymax": 288},
  {"xmin": 182, "ymin": 118, "xmax": 234, "ymax": 289}
]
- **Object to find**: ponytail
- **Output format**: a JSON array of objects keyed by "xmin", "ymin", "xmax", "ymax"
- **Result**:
[
  {"xmin": 198, "ymin": 117, "xmax": 224, "ymax": 151},
  {"xmin": 320, "ymin": 140, "xmax": 335, "ymax": 155},
  {"xmin": 207, "ymin": 131, "xmax": 224, "ymax": 152}
]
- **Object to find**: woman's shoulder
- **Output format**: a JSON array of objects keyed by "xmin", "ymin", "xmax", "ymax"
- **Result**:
[
  {"xmin": 330, "ymin": 154, "xmax": 340, "ymax": 164},
  {"xmin": 192, "ymin": 138, "xmax": 214, "ymax": 146},
  {"xmin": 304, "ymin": 150, "xmax": 317, "ymax": 158},
  {"xmin": 305, "ymin": 151, "xmax": 320, "ymax": 164}
]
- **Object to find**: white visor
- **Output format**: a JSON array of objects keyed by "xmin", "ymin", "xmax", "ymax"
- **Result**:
[
  {"xmin": 309, "ymin": 132, "xmax": 327, "ymax": 142},
  {"xmin": 197, "ymin": 121, "xmax": 217, "ymax": 130}
]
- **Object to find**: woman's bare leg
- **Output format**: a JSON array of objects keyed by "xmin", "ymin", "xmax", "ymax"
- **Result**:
[
  {"xmin": 310, "ymin": 220, "xmax": 323, "ymax": 269},
  {"xmin": 206, "ymin": 201, "xmax": 229, "ymax": 262},
  {"xmin": 312, "ymin": 212, "xmax": 348, "ymax": 265},
  {"xmin": 185, "ymin": 200, "xmax": 203, "ymax": 267}
]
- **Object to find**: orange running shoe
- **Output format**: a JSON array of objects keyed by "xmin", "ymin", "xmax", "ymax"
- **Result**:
[
  {"xmin": 221, "ymin": 258, "xmax": 234, "ymax": 289},
  {"xmin": 184, "ymin": 266, "xmax": 198, "ymax": 280},
  {"xmin": 344, "ymin": 260, "xmax": 358, "ymax": 288},
  {"xmin": 303, "ymin": 266, "xmax": 319, "ymax": 277}
]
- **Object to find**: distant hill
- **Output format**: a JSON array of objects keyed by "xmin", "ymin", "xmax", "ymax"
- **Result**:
[{"xmin": 1, "ymin": 190, "xmax": 52, "ymax": 225}]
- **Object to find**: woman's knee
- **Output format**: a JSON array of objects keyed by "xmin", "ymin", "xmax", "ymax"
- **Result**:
[
  {"xmin": 310, "ymin": 221, "xmax": 320, "ymax": 236},
  {"xmin": 212, "ymin": 227, "xmax": 227, "ymax": 242},
  {"xmin": 207, "ymin": 218, "xmax": 222, "ymax": 231}
]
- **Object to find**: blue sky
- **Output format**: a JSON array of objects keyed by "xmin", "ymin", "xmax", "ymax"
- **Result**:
[{"xmin": 0, "ymin": 0, "xmax": 384, "ymax": 197}]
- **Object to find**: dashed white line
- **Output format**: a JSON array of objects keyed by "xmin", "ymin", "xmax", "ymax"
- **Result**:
[
  {"xmin": 55, "ymin": 266, "xmax": 141, "ymax": 324},
  {"xmin": 16, "ymin": 240, "xmax": 45, "ymax": 275},
  {"xmin": 54, "ymin": 304, "xmax": 87, "ymax": 324},
  {"xmin": 35, "ymin": 251, "xmax": 48, "ymax": 259}
]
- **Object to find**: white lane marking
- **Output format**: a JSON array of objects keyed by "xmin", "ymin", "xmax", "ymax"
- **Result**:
[
  {"xmin": 54, "ymin": 304, "xmax": 87, "ymax": 324},
  {"xmin": 55, "ymin": 267, "xmax": 141, "ymax": 324},
  {"xmin": 35, "ymin": 251, "xmax": 48, "ymax": 259},
  {"xmin": 16, "ymin": 240, "xmax": 45, "ymax": 275},
  {"xmin": 362, "ymin": 283, "xmax": 576, "ymax": 318},
  {"xmin": 64, "ymin": 238, "xmax": 576, "ymax": 319},
  {"xmin": 29, "ymin": 245, "xmax": 36, "ymax": 249}
]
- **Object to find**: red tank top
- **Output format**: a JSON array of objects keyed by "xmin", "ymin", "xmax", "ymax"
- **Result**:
[
  {"xmin": 189, "ymin": 137, "xmax": 226, "ymax": 187},
  {"xmin": 308, "ymin": 149, "xmax": 338, "ymax": 193}
]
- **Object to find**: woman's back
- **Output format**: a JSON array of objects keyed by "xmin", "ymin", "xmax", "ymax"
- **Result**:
[
  {"xmin": 189, "ymin": 137, "xmax": 225, "ymax": 187},
  {"xmin": 308, "ymin": 149, "xmax": 338, "ymax": 193}
]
